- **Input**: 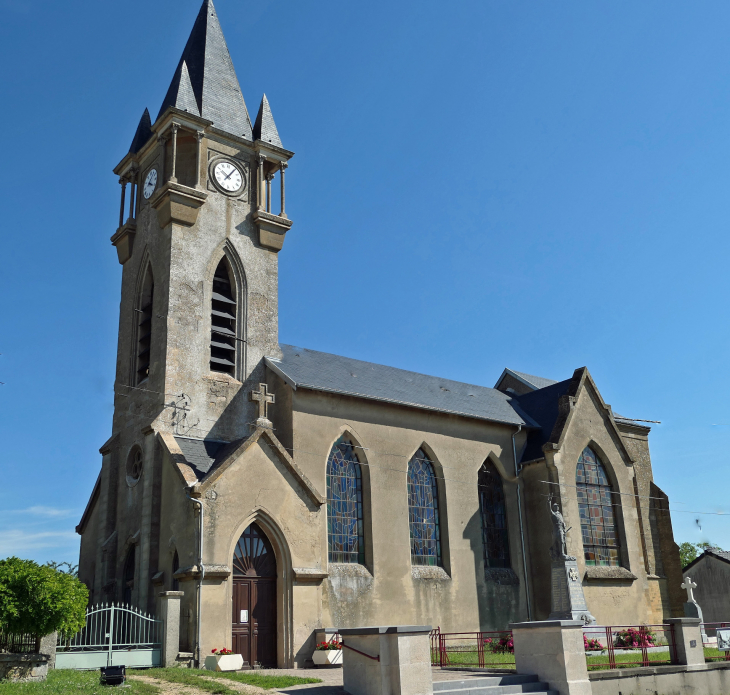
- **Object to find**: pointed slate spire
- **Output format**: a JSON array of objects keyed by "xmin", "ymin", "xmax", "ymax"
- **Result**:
[
  {"xmin": 157, "ymin": 0, "xmax": 252, "ymax": 139},
  {"xmin": 129, "ymin": 108, "xmax": 153, "ymax": 154},
  {"xmin": 253, "ymin": 94, "xmax": 282, "ymax": 148},
  {"xmin": 161, "ymin": 61, "xmax": 200, "ymax": 117}
]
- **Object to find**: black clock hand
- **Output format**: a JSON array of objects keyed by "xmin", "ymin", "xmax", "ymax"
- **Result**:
[{"xmin": 224, "ymin": 168, "xmax": 236, "ymax": 181}]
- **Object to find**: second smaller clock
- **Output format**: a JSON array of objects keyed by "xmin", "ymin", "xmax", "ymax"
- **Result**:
[{"xmin": 213, "ymin": 160, "xmax": 244, "ymax": 194}]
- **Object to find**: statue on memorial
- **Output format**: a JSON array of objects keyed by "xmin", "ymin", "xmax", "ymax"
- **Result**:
[{"xmin": 549, "ymin": 496, "xmax": 576, "ymax": 561}]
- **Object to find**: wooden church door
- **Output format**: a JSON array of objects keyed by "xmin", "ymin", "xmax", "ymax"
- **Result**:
[{"xmin": 232, "ymin": 523, "xmax": 277, "ymax": 667}]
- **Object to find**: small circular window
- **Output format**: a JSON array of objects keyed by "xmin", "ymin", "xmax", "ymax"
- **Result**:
[{"xmin": 126, "ymin": 447, "xmax": 143, "ymax": 487}]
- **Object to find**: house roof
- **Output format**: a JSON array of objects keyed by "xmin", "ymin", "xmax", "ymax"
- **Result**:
[
  {"xmin": 157, "ymin": 0, "xmax": 253, "ymax": 139},
  {"xmin": 683, "ymin": 547, "xmax": 730, "ymax": 573},
  {"xmin": 500, "ymin": 368, "xmax": 559, "ymax": 392},
  {"xmin": 174, "ymin": 436, "xmax": 232, "ymax": 480},
  {"xmin": 265, "ymin": 345, "xmax": 539, "ymax": 428}
]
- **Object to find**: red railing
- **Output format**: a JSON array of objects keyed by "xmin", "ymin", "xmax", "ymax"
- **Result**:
[
  {"xmin": 582, "ymin": 624, "xmax": 676, "ymax": 670},
  {"xmin": 701, "ymin": 622, "xmax": 730, "ymax": 662},
  {"xmin": 429, "ymin": 627, "xmax": 515, "ymax": 669}
]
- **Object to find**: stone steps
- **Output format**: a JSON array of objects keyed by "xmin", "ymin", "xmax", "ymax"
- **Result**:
[{"xmin": 433, "ymin": 673, "xmax": 556, "ymax": 695}]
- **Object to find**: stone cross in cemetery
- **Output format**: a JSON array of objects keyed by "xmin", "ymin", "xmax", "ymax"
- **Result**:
[
  {"xmin": 548, "ymin": 496, "xmax": 596, "ymax": 625},
  {"xmin": 681, "ymin": 576, "xmax": 708, "ymax": 642},
  {"xmin": 250, "ymin": 383, "xmax": 275, "ymax": 428}
]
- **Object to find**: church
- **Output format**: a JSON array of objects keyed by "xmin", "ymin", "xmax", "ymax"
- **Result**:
[{"xmin": 76, "ymin": 0, "xmax": 685, "ymax": 669}]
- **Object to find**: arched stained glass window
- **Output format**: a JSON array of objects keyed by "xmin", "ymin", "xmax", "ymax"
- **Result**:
[
  {"xmin": 326, "ymin": 437, "xmax": 364, "ymax": 564},
  {"xmin": 233, "ymin": 523, "xmax": 276, "ymax": 577},
  {"xmin": 576, "ymin": 446, "xmax": 621, "ymax": 566},
  {"xmin": 407, "ymin": 449, "xmax": 442, "ymax": 566},
  {"xmin": 479, "ymin": 461, "xmax": 511, "ymax": 570}
]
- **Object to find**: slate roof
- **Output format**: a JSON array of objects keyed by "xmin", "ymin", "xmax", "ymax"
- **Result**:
[
  {"xmin": 129, "ymin": 109, "xmax": 153, "ymax": 154},
  {"xmin": 174, "ymin": 436, "xmax": 233, "ymax": 480},
  {"xmin": 265, "ymin": 345, "xmax": 539, "ymax": 428},
  {"xmin": 513, "ymin": 379, "xmax": 574, "ymax": 463},
  {"xmin": 253, "ymin": 94, "xmax": 282, "ymax": 148},
  {"xmin": 157, "ymin": 0, "xmax": 253, "ymax": 139},
  {"xmin": 510, "ymin": 370, "xmax": 558, "ymax": 391}
]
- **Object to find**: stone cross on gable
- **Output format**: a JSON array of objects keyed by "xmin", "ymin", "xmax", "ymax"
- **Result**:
[
  {"xmin": 681, "ymin": 576, "xmax": 697, "ymax": 603},
  {"xmin": 250, "ymin": 383, "xmax": 275, "ymax": 427}
]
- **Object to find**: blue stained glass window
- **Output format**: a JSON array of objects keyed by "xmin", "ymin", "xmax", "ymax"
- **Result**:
[
  {"xmin": 576, "ymin": 446, "xmax": 621, "ymax": 567},
  {"xmin": 479, "ymin": 461, "xmax": 511, "ymax": 570},
  {"xmin": 407, "ymin": 449, "xmax": 442, "ymax": 566},
  {"xmin": 327, "ymin": 437, "xmax": 364, "ymax": 564}
]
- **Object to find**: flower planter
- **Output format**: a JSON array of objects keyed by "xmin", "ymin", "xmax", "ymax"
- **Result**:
[
  {"xmin": 312, "ymin": 649, "xmax": 343, "ymax": 666},
  {"xmin": 204, "ymin": 653, "xmax": 244, "ymax": 672}
]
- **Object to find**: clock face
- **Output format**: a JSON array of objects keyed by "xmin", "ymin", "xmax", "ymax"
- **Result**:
[
  {"xmin": 214, "ymin": 160, "xmax": 243, "ymax": 192},
  {"xmin": 143, "ymin": 168, "xmax": 158, "ymax": 199}
]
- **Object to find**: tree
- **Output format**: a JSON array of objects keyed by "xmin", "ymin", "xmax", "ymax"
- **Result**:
[
  {"xmin": 0, "ymin": 557, "xmax": 88, "ymax": 643},
  {"xmin": 679, "ymin": 542, "xmax": 723, "ymax": 569}
]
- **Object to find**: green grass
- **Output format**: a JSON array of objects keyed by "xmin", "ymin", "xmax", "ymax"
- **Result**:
[
  {"xmin": 200, "ymin": 671, "xmax": 321, "ymax": 689},
  {"xmin": 0, "ymin": 669, "xmax": 159, "ymax": 695},
  {"xmin": 433, "ymin": 647, "xmax": 515, "ymax": 668},
  {"xmin": 132, "ymin": 668, "xmax": 321, "ymax": 691},
  {"xmin": 131, "ymin": 669, "xmax": 237, "ymax": 695}
]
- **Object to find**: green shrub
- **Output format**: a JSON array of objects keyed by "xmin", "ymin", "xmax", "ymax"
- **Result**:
[{"xmin": 0, "ymin": 557, "xmax": 88, "ymax": 640}]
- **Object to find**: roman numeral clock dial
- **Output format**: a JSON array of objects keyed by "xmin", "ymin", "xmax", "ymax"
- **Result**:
[{"xmin": 214, "ymin": 160, "xmax": 243, "ymax": 193}]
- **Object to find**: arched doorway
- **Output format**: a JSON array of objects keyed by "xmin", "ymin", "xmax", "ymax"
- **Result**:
[{"xmin": 232, "ymin": 523, "xmax": 277, "ymax": 667}]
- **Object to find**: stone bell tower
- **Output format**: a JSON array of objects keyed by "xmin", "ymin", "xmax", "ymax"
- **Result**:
[
  {"xmin": 81, "ymin": 0, "xmax": 294, "ymax": 609},
  {"xmin": 110, "ymin": 0, "xmax": 293, "ymax": 445}
]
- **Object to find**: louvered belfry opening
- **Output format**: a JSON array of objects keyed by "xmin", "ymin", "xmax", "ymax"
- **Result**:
[
  {"xmin": 210, "ymin": 258, "xmax": 237, "ymax": 375},
  {"xmin": 136, "ymin": 268, "xmax": 154, "ymax": 384}
]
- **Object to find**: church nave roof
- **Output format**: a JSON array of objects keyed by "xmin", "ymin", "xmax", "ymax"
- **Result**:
[{"xmin": 266, "ymin": 344, "xmax": 540, "ymax": 428}]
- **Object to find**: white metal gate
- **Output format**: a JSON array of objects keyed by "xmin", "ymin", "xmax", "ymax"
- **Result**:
[{"xmin": 56, "ymin": 603, "xmax": 162, "ymax": 670}]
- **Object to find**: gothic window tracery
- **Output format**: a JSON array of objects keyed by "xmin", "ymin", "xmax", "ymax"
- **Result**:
[
  {"xmin": 479, "ymin": 461, "xmax": 511, "ymax": 570},
  {"xmin": 210, "ymin": 257, "xmax": 237, "ymax": 376},
  {"xmin": 136, "ymin": 265, "xmax": 154, "ymax": 384},
  {"xmin": 407, "ymin": 449, "xmax": 442, "ymax": 566},
  {"xmin": 576, "ymin": 446, "xmax": 621, "ymax": 566},
  {"xmin": 326, "ymin": 437, "xmax": 364, "ymax": 564}
]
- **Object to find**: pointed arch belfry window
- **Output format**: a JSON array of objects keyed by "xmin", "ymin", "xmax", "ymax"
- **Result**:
[
  {"xmin": 136, "ymin": 265, "xmax": 154, "ymax": 384},
  {"xmin": 479, "ymin": 460, "xmax": 511, "ymax": 570},
  {"xmin": 576, "ymin": 446, "xmax": 621, "ymax": 566},
  {"xmin": 210, "ymin": 257, "xmax": 237, "ymax": 376},
  {"xmin": 407, "ymin": 448, "xmax": 442, "ymax": 566},
  {"xmin": 326, "ymin": 437, "xmax": 364, "ymax": 564}
]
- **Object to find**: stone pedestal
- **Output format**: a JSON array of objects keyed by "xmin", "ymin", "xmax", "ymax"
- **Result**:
[
  {"xmin": 666, "ymin": 617, "xmax": 705, "ymax": 668},
  {"xmin": 158, "ymin": 590, "xmax": 184, "ymax": 667},
  {"xmin": 339, "ymin": 625, "xmax": 432, "ymax": 695},
  {"xmin": 549, "ymin": 560, "xmax": 595, "ymax": 624},
  {"xmin": 511, "ymin": 620, "xmax": 591, "ymax": 695}
]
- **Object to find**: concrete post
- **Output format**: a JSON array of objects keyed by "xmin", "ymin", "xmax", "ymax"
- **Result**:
[
  {"xmin": 510, "ymin": 620, "xmax": 591, "ymax": 695},
  {"xmin": 38, "ymin": 632, "xmax": 57, "ymax": 670},
  {"xmin": 666, "ymin": 617, "xmax": 705, "ymax": 668},
  {"xmin": 158, "ymin": 591, "xmax": 184, "ymax": 667},
  {"xmin": 339, "ymin": 625, "xmax": 432, "ymax": 695}
]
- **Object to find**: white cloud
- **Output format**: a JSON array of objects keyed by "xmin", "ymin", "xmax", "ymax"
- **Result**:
[
  {"xmin": 0, "ymin": 530, "xmax": 79, "ymax": 557},
  {"xmin": 0, "ymin": 506, "xmax": 78, "ymax": 518}
]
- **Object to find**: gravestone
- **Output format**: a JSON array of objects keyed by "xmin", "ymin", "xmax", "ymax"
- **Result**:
[
  {"xmin": 681, "ymin": 576, "xmax": 708, "ymax": 643},
  {"xmin": 547, "ymin": 499, "xmax": 596, "ymax": 624}
]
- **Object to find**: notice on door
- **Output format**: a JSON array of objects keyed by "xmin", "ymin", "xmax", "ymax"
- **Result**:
[{"xmin": 240, "ymin": 610, "xmax": 248, "ymax": 623}]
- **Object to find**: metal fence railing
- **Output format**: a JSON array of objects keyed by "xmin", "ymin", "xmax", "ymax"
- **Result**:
[
  {"xmin": 0, "ymin": 632, "xmax": 39, "ymax": 654},
  {"xmin": 429, "ymin": 627, "xmax": 515, "ymax": 669},
  {"xmin": 582, "ymin": 624, "xmax": 677, "ymax": 670},
  {"xmin": 701, "ymin": 622, "xmax": 730, "ymax": 663}
]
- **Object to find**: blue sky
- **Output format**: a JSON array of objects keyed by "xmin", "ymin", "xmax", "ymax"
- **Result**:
[{"xmin": 1, "ymin": 0, "xmax": 729, "ymax": 564}]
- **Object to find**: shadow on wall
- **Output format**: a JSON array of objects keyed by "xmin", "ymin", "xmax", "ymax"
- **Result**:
[{"xmin": 464, "ymin": 511, "xmax": 521, "ymax": 631}]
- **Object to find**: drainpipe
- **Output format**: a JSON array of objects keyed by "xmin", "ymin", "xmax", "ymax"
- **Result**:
[
  {"xmin": 512, "ymin": 425, "xmax": 532, "ymax": 621},
  {"xmin": 186, "ymin": 490, "xmax": 205, "ymax": 666}
]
